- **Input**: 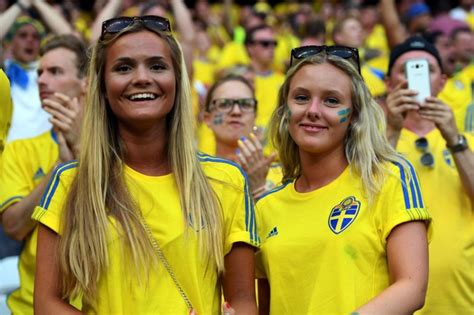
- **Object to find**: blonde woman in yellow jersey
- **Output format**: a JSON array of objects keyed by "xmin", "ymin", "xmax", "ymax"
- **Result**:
[
  {"xmin": 202, "ymin": 74, "xmax": 281, "ymax": 200},
  {"xmin": 33, "ymin": 16, "xmax": 258, "ymax": 314},
  {"xmin": 256, "ymin": 46, "xmax": 431, "ymax": 314}
]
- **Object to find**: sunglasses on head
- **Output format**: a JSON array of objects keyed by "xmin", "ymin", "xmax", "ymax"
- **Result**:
[
  {"xmin": 251, "ymin": 40, "xmax": 278, "ymax": 48},
  {"xmin": 415, "ymin": 137, "xmax": 434, "ymax": 168},
  {"xmin": 101, "ymin": 15, "xmax": 171, "ymax": 40},
  {"xmin": 290, "ymin": 45, "xmax": 361, "ymax": 73},
  {"xmin": 211, "ymin": 98, "xmax": 257, "ymax": 114}
]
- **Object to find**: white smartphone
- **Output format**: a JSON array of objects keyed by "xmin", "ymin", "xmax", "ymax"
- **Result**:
[{"xmin": 405, "ymin": 59, "xmax": 431, "ymax": 104}]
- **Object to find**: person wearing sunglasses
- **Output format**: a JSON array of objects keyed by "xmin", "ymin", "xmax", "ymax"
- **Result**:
[
  {"xmin": 255, "ymin": 45, "xmax": 431, "ymax": 314},
  {"xmin": 32, "ymin": 16, "xmax": 258, "ymax": 315},
  {"xmin": 202, "ymin": 74, "xmax": 281, "ymax": 200},
  {"xmin": 384, "ymin": 36, "xmax": 474, "ymax": 314}
]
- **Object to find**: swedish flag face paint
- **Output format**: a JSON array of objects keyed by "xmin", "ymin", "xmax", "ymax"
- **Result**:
[{"xmin": 337, "ymin": 108, "xmax": 352, "ymax": 123}]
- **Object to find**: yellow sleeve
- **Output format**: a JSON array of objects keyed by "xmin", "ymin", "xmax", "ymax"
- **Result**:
[
  {"xmin": 0, "ymin": 142, "xmax": 33, "ymax": 212},
  {"xmin": 32, "ymin": 161, "xmax": 78, "ymax": 234},
  {"xmin": 200, "ymin": 154, "xmax": 259, "ymax": 255},
  {"xmin": 376, "ymin": 161, "xmax": 432, "ymax": 244}
]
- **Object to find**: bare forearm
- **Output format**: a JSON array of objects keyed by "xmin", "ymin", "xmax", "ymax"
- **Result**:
[
  {"xmin": 0, "ymin": 3, "xmax": 25, "ymax": 40},
  {"xmin": 379, "ymin": 0, "xmax": 407, "ymax": 48},
  {"xmin": 386, "ymin": 126, "xmax": 401, "ymax": 149},
  {"xmin": 452, "ymin": 150, "xmax": 474, "ymax": 202},
  {"xmin": 35, "ymin": 298, "xmax": 83, "ymax": 315},
  {"xmin": 170, "ymin": 0, "xmax": 194, "ymax": 77},
  {"xmin": 355, "ymin": 279, "xmax": 426, "ymax": 314},
  {"xmin": 90, "ymin": 0, "xmax": 123, "ymax": 43},
  {"xmin": 33, "ymin": 0, "xmax": 73, "ymax": 34},
  {"xmin": 2, "ymin": 165, "xmax": 57, "ymax": 240}
]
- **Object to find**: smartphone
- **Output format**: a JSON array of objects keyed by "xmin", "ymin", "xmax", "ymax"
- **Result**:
[{"xmin": 405, "ymin": 59, "xmax": 431, "ymax": 104}]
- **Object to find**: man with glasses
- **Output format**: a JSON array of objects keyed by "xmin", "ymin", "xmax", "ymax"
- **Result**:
[
  {"xmin": 244, "ymin": 24, "xmax": 285, "ymax": 142},
  {"xmin": 384, "ymin": 36, "xmax": 474, "ymax": 314}
]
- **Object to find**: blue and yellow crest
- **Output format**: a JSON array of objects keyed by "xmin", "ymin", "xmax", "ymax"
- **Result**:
[{"xmin": 328, "ymin": 196, "xmax": 360, "ymax": 234}]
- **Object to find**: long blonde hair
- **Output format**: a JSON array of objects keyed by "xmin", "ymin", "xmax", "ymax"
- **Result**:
[
  {"xmin": 58, "ymin": 22, "xmax": 224, "ymax": 301},
  {"xmin": 269, "ymin": 53, "xmax": 410, "ymax": 200}
]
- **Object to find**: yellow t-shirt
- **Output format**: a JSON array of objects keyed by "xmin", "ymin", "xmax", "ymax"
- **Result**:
[
  {"xmin": 256, "ymin": 162, "xmax": 431, "ymax": 314},
  {"xmin": 254, "ymin": 71, "xmax": 285, "ymax": 133},
  {"xmin": 0, "ymin": 130, "xmax": 58, "ymax": 315},
  {"xmin": 33, "ymin": 154, "xmax": 258, "ymax": 314},
  {"xmin": 364, "ymin": 24, "xmax": 390, "ymax": 73},
  {"xmin": 0, "ymin": 69, "xmax": 12, "ymax": 165},
  {"xmin": 361, "ymin": 65, "xmax": 386, "ymax": 98},
  {"xmin": 439, "ymin": 69, "xmax": 473, "ymax": 133},
  {"xmin": 396, "ymin": 129, "xmax": 474, "ymax": 314}
]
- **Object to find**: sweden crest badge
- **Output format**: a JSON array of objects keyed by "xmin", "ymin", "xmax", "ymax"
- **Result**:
[{"xmin": 328, "ymin": 196, "xmax": 360, "ymax": 234}]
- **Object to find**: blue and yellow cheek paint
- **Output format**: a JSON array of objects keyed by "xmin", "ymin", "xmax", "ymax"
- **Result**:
[
  {"xmin": 337, "ymin": 108, "xmax": 352, "ymax": 123},
  {"xmin": 213, "ymin": 112, "xmax": 224, "ymax": 125}
]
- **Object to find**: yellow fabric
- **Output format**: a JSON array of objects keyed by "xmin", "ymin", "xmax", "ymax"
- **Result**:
[
  {"xmin": 254, "ymin": 72, "xmax": 285, "ymax": 132},
  {"xmin": 361, "ymin": 65, "xmax": 386, "ymax": 97},
  {"xmin": 0, "ymin": 69, "xmax": 12, "ymax": 166},
  {"xmin": 193, "ymin": 59, "xmax": 216, "ymax": 89},
  {"xmin": 215, "ymin": 42, "xmax": 250, "ymax": 73},
  {"xmin": 197, "ymin": 122, "xmax": 216, "ymax": 155},
  {"xmin": 439, "ymin": 70, "xmax": 474, "ymax": 133},
  {"xmin": 256, "ymin": 162, "xmax": 431, "ymax": 314},
  {"xmin": 265, "ymin": 163, "xmax": 283, "ymax": 190},
  {"xmin": 33, "ymin": 155, "xmax": 258, "ymax": 314},
  {"xmin": 365, "ymin": 24, "xmax": 390, "ymax": 73},
  {"xmin": 0, "ymin": 131, "xmax": 58, "ymax": 314},
  {"xmin": 396, "ymin": 129, "xmax": 474, "ymax": 314}
]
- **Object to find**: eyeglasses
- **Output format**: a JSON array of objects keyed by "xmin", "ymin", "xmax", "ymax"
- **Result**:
[
  {"xmin": 415, "ymin": 137, "xmax": 434, "ymax": 167},
  {"xmin": 251, "ymin": 40, "xmax": 278, "ymax": 48},
  {"xmin": 211, "ymin": 98, "xmax": 257, "ymax": 113},
  {"xmin": 290, "ymin": 45, "xmax": 361, "ymax": 73},
  {"xmin": 101, "ymin": 15, "xmax": 171, "ymax": 40}
]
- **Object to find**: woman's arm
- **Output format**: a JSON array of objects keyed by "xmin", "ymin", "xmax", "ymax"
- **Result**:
[
  {"xmin": 35, "ymin": 224, "xmax": 83, "ymax": 315},
  {"xmin": 257, "ymin": 279, "xmax": 270, "ymax": 315},
  {"xmin": 354, "ymin": 221, "xmax": 428, "ymax": 314},
  {"xmin": 222, "ymin": 242, "xmax": 257, "ymax": 314}
]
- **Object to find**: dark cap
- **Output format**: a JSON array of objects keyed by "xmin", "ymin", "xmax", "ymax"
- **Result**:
[{"xmin": 387, "ymin": 36, "xmax": 443, "ymax": 75}]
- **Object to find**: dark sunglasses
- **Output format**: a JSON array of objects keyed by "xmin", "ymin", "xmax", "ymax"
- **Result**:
[
  {"xmin": 251, "ymin": 40, "xmax": 278, "ymax": 48},
  {"xmin": 290, "ymin": 45, "xmax": 361, "ymax": 73},
  {"xmin": 101, "ymin": 15, "xmax": 171, "ymax": 40},
  {"xmin": 211, "ymin": 98, "xmax": 257, "ymax": 113},
  {"xmin": 415, "ymin": 137, "xmax": 434, "ymax": 167}
]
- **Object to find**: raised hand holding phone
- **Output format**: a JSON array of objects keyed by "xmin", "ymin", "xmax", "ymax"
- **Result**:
[{"xmin": 405, "ymin": 59, "xmax": 431, "ymax": 104}]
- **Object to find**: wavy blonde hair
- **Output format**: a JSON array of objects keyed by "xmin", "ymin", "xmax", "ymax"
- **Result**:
[
  {"xmin": 58, "ymin": 22, "xmax": 224, "ymax": 301},
  {"xmin": 269, "ymin": 53, "xmax": 410, "ymax": 200}
]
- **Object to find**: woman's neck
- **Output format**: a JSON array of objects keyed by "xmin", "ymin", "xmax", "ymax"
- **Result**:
[
  {"xmin": 215, "ymin": 140, "xmax": 238, "ymax": 162},
  {"xmin": 119, "ymin": 123, "xmax": 170, "ymax": 176},
  {"xmin": 296, "ymin": 146, "xmax": 348, "ymax": 193}
]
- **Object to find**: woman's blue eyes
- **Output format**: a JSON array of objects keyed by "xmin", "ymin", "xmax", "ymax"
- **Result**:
[
  {"xmin": 293, "ymin": 95, "xmax": 340, "ymax": 105},
  {"xmin": 114, "ymin": 64, "xmax": 166, "ymax": 72}
]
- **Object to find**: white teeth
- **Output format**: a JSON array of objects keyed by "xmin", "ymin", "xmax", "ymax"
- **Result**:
[{"xmin": 129, "ymin": 93, "xmax": 157, "ymax": 100}]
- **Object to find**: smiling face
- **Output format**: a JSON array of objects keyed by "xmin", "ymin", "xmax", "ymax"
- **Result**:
[
  {"xmin": 204, "ymin": 79, "xmax": 256, "ymax": 147},
  {"xmin": 104, "ymin": 30, "xmax": 176, "ymax": 130},
  {"xmin": 287, "ymin": 63, "xmax": 353, "ymax": 156}
]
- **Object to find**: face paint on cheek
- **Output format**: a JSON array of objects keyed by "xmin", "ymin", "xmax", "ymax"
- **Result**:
[
  {"xmin": 213, "ymin": 112, "xmax": 224, "ymax": 125},
  {"xmin": 337, "ymin": 108, "xmax": 352, "ymax": 123}
]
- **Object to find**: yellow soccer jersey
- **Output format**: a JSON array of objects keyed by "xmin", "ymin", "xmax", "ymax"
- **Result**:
[
  {"xmin": 396, "ymin": 129, "xmax": 474, "ymax": 314},
  {"xmin": 254, "ymin": 71, "xmax": 285, "ymax": 132},
  {"xmin": 0, "ymin": 130, "xmax": 58, "ymax": 315},
  {"xmin": 439, "ymin": 70, "xmax": 473, "ymax": 133},
  {"xmin": 361, "ymin": 65, "xmax": 386, "ymax": 98},
  {"xmin": 0, "ymin": 69, "xmax": 12, "ymax": 165},
  {"xmin": 255, "ymin": 162, "xmax": 431, "ymax": 314},
  {"xmin": 33, "ymin": 154, "xmax": 258, "ymax": 314}
]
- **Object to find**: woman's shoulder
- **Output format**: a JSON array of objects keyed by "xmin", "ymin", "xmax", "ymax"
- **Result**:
[
  {"xmin": 198, "ymin": 152, "xmax": 247, "ymax": 183},
  {"xmin": 39, "ymin": 161, "xmax": 78, "ymax": 209}
]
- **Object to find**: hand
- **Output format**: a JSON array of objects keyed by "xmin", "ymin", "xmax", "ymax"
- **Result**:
[
  {"xmin": 236, "ymin": 133, "xmax": 276, "ymax": 193},
  {"xmin": 419, "ymin": 97, "xmax": 459, "ymax": 145},
  {"xmin": 43, "ymin": 92, "xmax": 82, "ymax": 154},
  {"xmin": 18, "ymin": 0, "xmax": 33, "ymax": 9},
  {"xmin": 386, "ymin": 80, "xmax": 420, "ymax": 132},
  {"xmin": 57, "ymin": 131, "xmax": 75, "ymax": 162}
]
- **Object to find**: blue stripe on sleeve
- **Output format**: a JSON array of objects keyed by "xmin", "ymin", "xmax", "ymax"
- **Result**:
[
  {"xmin": 198, "ymin": 153, "xmax": 258, "ymax": 245},
  {"xmin": 406, "ymin": 160, "xmax": 424, "ymax": 208},
  {"xmin": 392, "ymin": 161, "xmax": 411, "ymax": 209},
  {"xmin": 0, "ymin": 196, "xmax": 24, "ymax": 211},
  {"xmin": 41, "ymin": 161, "xmax": 78, "ymax": 210}
]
